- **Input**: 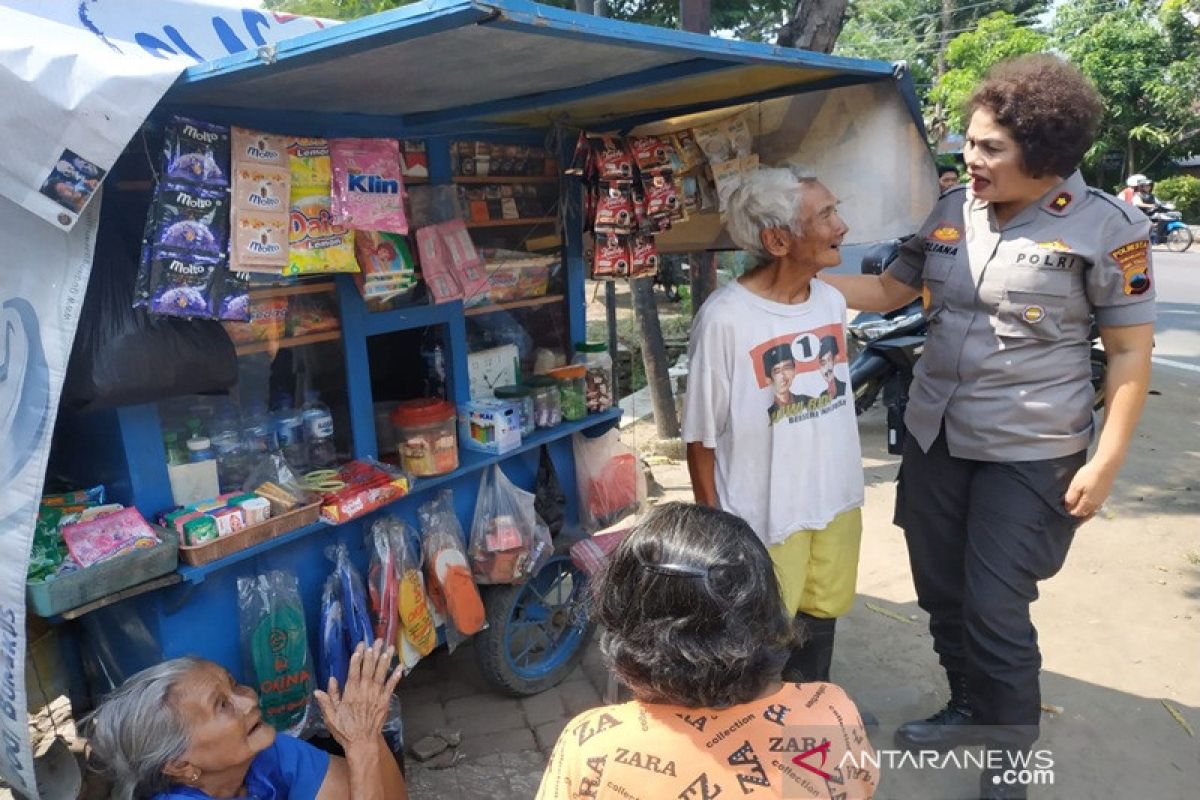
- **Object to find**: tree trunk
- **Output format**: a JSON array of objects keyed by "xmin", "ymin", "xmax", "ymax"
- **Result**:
[
  {"xmin": 574, "ymin": 0, "xmax": 594, "ymax": 13},
  {"xmin": 631, "ymin": 277, "xmax": 680, "ymax": 439},
  {"xmin": 679, "ymin": 0, "xmax": 710, "ymax": 34},
  {"xmin": 776, "ymin": 0, "xmax": 850, "ymax": 53},
  {"xmin": 936, "ymin": 0, "xmax": 954, "ymax": 78}
]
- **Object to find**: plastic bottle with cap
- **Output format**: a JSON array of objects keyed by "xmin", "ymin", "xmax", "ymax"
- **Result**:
[{"xmin": 302, "ymin": 390, "xmax": 337, "ymax": 469}]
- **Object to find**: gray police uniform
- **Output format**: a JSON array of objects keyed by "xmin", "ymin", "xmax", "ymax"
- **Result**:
[{"xmin": 884, "ymin": 170, "xmax": 1155, "ymax": 748}]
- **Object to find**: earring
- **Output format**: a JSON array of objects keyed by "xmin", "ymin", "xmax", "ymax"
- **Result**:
[{"xmin": 190, "ymin": 769, "xmax": 201, "ymax": 784}]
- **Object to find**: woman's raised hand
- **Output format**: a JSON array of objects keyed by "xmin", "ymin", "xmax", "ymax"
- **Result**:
[{"xmin": 314, "ymin": 639, "xmax": 403, "ymax": 748}]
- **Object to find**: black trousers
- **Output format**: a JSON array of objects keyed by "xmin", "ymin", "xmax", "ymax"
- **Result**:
[{"xmin": 895, "ymin": 430, "xmax": 1085, "ymax": 748}]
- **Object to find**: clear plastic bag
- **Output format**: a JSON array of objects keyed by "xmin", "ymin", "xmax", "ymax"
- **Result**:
[
  {"xmin": 370, "ymin": 516, "xmax": 436, "ymax": 673},
  {"xmin": 237, "ymin": 570, "xmax": 314, "ymax": 736},
  {"xmin": 572, "ymin": 430, "xmax": 647, "ymax": 532},
  {"xmin": 418, "ymin": 490, "xmax": 486, "ymax": 645},
  {"xmin": 468, "ymin": 465, "xmax": 539, "ymax": 585},
  {"xmin": 318, "ymin": 574, "xmax": 348, "ymax": 691},
  {"xmin": 327, "ymin": 542, "xmax": 374, "ymax": 649}
]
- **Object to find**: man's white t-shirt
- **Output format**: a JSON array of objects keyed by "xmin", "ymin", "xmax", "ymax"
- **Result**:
[{"xmin": 682, "ymin": 279, "xmax": 864, "ymax": 546}]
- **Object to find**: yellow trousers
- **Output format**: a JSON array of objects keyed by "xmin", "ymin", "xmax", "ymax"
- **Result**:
[{"xmin": 769, "ymin": 507, "xmax": 863, "ymax": 618}]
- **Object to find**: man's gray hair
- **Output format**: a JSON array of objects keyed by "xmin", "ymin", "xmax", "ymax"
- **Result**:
[
  {"xmin": 724, "ymin": 165, "xmax": 818, "ymax": 262},
  {"xmin": 89, "ymin": 657, "xmax": 203, "ymax": 800}
]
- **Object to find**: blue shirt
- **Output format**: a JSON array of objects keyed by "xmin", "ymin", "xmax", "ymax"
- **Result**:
[{"xmin": 152, "ymin": 734, "xmax": 329, "ymax": 800}]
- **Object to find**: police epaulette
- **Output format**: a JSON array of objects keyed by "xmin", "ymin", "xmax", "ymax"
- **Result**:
[{"xmin": 1086, "ymin": 188, "xmax": 1144, "ymax": 225}]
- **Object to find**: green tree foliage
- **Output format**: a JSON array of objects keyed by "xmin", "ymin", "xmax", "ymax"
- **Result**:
[
  {"xmin": 1052, "ymin": 0, "xmax": 1200, "ymax": 175},
  {"xmin": 928, "ymin": 12, "xmax": 1046, "ymax": 131},
  {"xmin": 1156, "ymin": 175, "xmax": 1200, "ymax": 221}
]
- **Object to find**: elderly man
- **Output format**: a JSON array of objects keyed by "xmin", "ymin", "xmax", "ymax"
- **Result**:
[{"xmin": 683, "ymin": 167, "xmax": 864, "ymax": 683}]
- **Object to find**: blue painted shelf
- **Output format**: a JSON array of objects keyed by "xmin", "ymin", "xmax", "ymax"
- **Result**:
[{"xmin": 176, "ymin": 408, "xmax": 620, "ymax": 584}]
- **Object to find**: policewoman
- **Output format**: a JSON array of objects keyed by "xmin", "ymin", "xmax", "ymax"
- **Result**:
[{"xmin": 823, "ymin": 55, "xmax": 1154, "ymax": 799}]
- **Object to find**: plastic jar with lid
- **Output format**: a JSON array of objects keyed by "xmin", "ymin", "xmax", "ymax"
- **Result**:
[
  {"xmin": 391, "ymin": 398, "xmax": 459, "ymax": 477},
  {"xmin": 525, "ymin": 376, "xmax": 562, "ymax": 429},
  {"xmin": 493, "ymin": 385, "xmax": 535, "ymax": 437},
  {"xmin": 573, "ymin": 341, "xmax": 614, "ymax": 413},
  {"xmin": 547, "ymin": 365, "xmax": 588, "ymax": 421}
]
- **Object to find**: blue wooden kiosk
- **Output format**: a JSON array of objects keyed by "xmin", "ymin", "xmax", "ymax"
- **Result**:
[{"xmin": 50, "ymin": 0, "xmax": 932, "ymax": 701}]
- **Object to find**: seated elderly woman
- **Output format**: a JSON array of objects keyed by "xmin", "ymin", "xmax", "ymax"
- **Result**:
[
  {"xmin": 89, "ymin": 639, "xmax": 407, "ymax": 800},
  {"xmin": 537, "ymin": 502, "xmax": 876, "ymax": 800}
]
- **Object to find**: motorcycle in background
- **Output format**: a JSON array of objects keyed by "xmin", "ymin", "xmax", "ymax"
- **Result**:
[
  {"xmin": 847, "ymin": 240, "xmax": 1107, "ymax": 455},
  {"xmin": 1148, "ymin": 202, "xmax": 1193, "ymax": 252}
]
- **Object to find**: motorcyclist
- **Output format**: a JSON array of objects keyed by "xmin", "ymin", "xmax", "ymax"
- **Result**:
[
  {"xmin": 1118, "ymin": 173, "xmax": 1147, "ymax": 204},
  {"xmin": 1132, "ymin": 179, "xmax": 1158, "ymax": 215}
]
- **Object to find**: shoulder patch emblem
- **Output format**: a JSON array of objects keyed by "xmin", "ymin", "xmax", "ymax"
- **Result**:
[
  {"xmin": 1110, "ymin": 239, "xmax": 1151, "ymax": 295},
  {"xmin": 1048, "ymin": 191, "xmax": 1073, "ymax": 212},
  {"xmin": 929, "ymin": 224, "xmax": 962, "ymax": 243}
]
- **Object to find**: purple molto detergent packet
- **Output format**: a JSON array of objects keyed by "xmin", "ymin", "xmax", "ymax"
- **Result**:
[
  {"xmin": 163, "ymin": 116, "xmax": 230, "ymax": 188},
  {"xmin": 153, "ymin": 183, "xmax": 229, "ymax": 257},
  {"xmin": 215, "ymin": 266, "xmax": 250, "ymax": 322},
  {"xmin": 147, "ymin": 249, "xmax": 222, "ymax": 319}
]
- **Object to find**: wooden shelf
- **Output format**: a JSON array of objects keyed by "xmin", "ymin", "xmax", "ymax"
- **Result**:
[
  {"xmin": 247, "ymin": 281, "xmax": 336, "ymax": 299},
  {"xmin": 466, "ymin": 216, "xmax": 556, "ymax": 229},
  {"xmin": 453, "ymin": 175, "xmax": 557, "ymax": 184},
  {"xmin": 234, "ymin": 330, "xmax": 341, "ymax": 356},
  {"xmin": 404, "ymin": 176, "xmax": 430, "ymax": 184},
  {"xmin": 464, "ymin": 294, "xmax": 564, "ymax": 317}
]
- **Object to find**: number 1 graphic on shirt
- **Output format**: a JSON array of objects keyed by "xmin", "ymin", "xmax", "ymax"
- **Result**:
[{"xmin": 792, "ymin": 333, "xmax": 820, "ymax": 363}]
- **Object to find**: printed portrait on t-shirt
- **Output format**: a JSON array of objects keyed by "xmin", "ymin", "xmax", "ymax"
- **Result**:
[{"xmin": 749, "ymin": 323, "xmax": 850, "ymax": 425}]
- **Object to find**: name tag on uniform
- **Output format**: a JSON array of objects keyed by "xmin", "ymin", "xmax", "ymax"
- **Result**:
[{"xmin": 1014, "ymin": 240, "xmax": 1083, "ymax": 271}]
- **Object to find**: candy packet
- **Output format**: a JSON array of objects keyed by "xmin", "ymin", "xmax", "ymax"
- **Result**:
[{"xmin": 330, "ymin": 138, "xmax": 408, "ymax": 234}]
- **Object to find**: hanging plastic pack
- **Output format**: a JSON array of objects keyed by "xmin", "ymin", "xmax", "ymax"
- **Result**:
[
  {"xmin": 468, "ymin": 465, "xmax": 545, "ymax": 585},
  {"xmin": 330, "ymin": 138, "xmax": 409, "ymax": 233},
  {"xmin": 318, "ymin": 574, "xmax": 349, "ymax": 691},
  {"xmin": 572, "ymin": 430, "xmax": 648, "ymax": 532},
  {"xmin": 418, "ymin": 491, "xmax": 485, "ymax": 643},
  {"xmin": 329, "ymin": 542, "xmax": 374, "ymax": 649},
  {"xmin": 286, "ymin": 137, "xmax": 357, "ymax": 275},
  {"xmin": 230, "ymin": 127, "xmax": 291, "ymax": 273},
  {"xmin": 237, "ymin": 570, "xmax": 314, "ymax": 735},
  {"xmin": 367, "ymin": 519, "xmax": 400, "ymax": 649}
]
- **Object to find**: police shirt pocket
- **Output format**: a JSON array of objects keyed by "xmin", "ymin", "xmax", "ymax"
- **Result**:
[
  {"xmin": 922, "ymin": 257, "xmax": 955, "ymax": 313},
  {"xmin": 996, "ymin": 269, "xmax": 1071, "ymax": 340}
]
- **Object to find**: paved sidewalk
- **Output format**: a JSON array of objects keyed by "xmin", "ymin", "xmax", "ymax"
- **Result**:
[{"xmin": 400, "ymin": 639, "xmax": 611, "ymax": 798}]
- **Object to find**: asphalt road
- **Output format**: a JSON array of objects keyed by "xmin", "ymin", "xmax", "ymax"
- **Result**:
[{"xmin": 1151, "ymin": 248, "xmax": 1200, "ymax": 376}]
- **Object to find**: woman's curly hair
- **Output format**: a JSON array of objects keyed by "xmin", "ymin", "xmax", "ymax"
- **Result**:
[
  {"xmin": 594, "ymin": 502, "xmax": 797, "ymax": 709},
  {"xmin": 967, "ymin": 54, "xmax": 1102, "ymax": 178}
]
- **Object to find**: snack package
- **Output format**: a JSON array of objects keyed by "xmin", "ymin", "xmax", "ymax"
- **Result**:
[
  {"xmin": 371, "ymin": 516, "xmax": 436, "ymax": 672},
  {"xmin": 319, "ymin": 459, "xmax": 412, "ymax": 524},
  {"xmin": 418, "ymin": 490, "xmax": 485, "ymax": 641},
  {"xmin": 330, "ymin": 138, "xmax": 408, "ymax": 233},
  {"xmin": 693, "ymin": 113, "xmax": 753, "ymax": 164},
  {"xmin": 232, "ymin": 165, "xmax": 290, "ymax": 214},
  {"xmin": 354, "ymin": 230, "xmax": 416, "ymax": 280},
  {"xmin": 572, "ymin": 430, "xmax": 648, "ymax": 532},
  {"xmin": 287, "ymin": 137, "xmax": 358, "ymax": 275},
  {"xmin": 710, "ymin": 154, "xmax": 760, "ymax": 210},
  {"xmin": 594, "ymin": 184, "xmax": 635, "ymax": 234},
  {"xmin": 593, "ymin": 136, "xmax": 634, "ymax": 182},
  {"xmin": 238, "ymin": 570, "xmax": 314, "ymax": 735},
  {"xmin": 231, "ymin": 211, "xmax": 290, "ymax": 272},
  {"xmin": 232, "ymin": 127, "xmax": 289, "ymax": 168},
  {"xmin": 224, "ymin": 296, "xmax": 288, "ymax": 345},
  {"xmin": 627, "ymin": 135, "xmax": 675, "ymax": 172},
  {"xmin": 642, "ymin": 173, "xmax": 681, "ymax": 220},
  {"xmin": 216, "ymin": 267, "xmax": 250, "ymax": 322},
  {"xmin": 590, "ymin": 233, "xmax": 631, "ymax": 279},
  {"xmin": 367, "ymin": 518, "xmax": 401, "ymax": 649},
  {"xmin": 163, "ymin": 116, "xmax": 230, "ymax": 187},
  {"xmin": 145, "ymin": 251, "xmax": 223, "ymax": 319},
  {"xmin": 673, "ymin": 130, "xmax": 704, "ymax": 172},
  {"xmin": 629, "ymin": 234, "xmax": 659, "ymax": 280},
  {"xmin": 287, "ymin": 293, "xmax": 340, "ymax": 336}
]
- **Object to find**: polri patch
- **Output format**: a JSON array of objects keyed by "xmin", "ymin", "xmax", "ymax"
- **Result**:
[{"xmin": 1110, "ymin": 239, "xmax": 1151, "ymax": 295}]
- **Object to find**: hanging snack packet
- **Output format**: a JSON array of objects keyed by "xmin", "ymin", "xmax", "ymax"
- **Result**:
[
  {"xmin": 233, "ymin": 165, "xmax": 290, "ymax": 214},
  {"xmin": 627, "ymin": 135, "xmax": 674, "ymax": 173},
  {"xmin": 395, "ymin": 525, "xmax": 436, "ymax": 659},
  {"xmin": 152, "ymin": 183, "xmax": 229, "ymax": 256},
  {"xmin": 593, "ymin": 136, "xmax": 634, "ymax": 182},
  {"xmin": 215, "ymin": 267, "xmax": 251, "ymax": 322},
  {"xmin": 642, "ymin": 173, "xmax": 680, "ymax": 221},
  {"xmin": 329, "ymin": 542, "xmax": 374, "ymax": 648},
  {"xmin": 238, "ymin": 570, "xmax": 314, "ymax": 735},
  {"xmin": 591, "ymin": 233, "xmax": 631, "ymax": 279},
  {"xmin": 231, "ymin": 211, "xmax": 290, "ymax": 272},
  {"xmin": 593, "ymin": 183, "xmax": 635, "ymax": 234},
  {"xmin": 288, "ymin": 137, "xmax": 332, "ymax": 187},
  {"xmin": 630, "ymin": 234, "xmax": 660, "ymax": 280},
  {"xmin": 368, "ymin": 518, "xmax": 401, "ymax": 648},
  {"xmin": 232, "ymin": 127, "xmax": 289, "ymax": 168},
  {"xmin": 418, "ymin": 490, "xmax": 485, "ymax": 638},
  {"xmin": 163, "ymin": 116, "xmax": 230, "ymax": 187},
  {"xmin": 330, "ymin": 138, "xmax": 408, "ymax": 234},
  {"xmin": 673, "ymin": 130, "xmax": 704, "ymax": 172}
]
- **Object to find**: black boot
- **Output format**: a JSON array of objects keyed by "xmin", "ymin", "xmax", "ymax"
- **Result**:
[
  {"xmin": 781, "ymin": 613, "xmax": 836, "ymax": 682},
  {"xmin": 894, "ymin": 671, "xmax": 978, "ymax": 752}
]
